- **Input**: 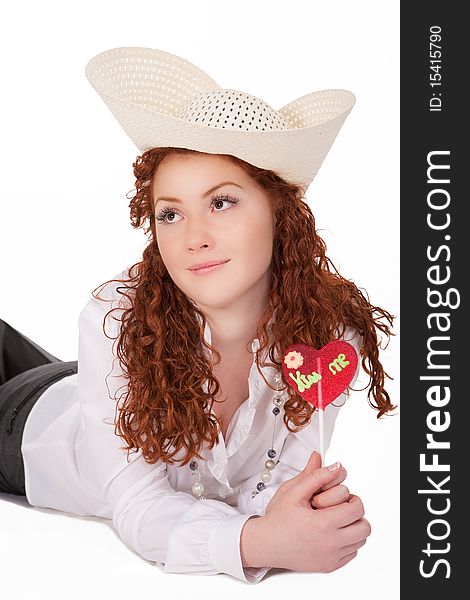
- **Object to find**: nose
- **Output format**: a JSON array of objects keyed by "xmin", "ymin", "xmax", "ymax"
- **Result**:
[{"xmin": 186, "ymin": 217, "xmax": 214, "ymax": 251}]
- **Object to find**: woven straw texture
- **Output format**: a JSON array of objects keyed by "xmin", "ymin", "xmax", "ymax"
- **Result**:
[{"xmin": 85, "ymin": 47, "xmax": 355, "ymax": 188}]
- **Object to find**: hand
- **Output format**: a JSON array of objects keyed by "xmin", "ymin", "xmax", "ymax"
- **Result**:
[
  {"xmin": 308, "ymin": 451, "xmax": 351, "ymax": 509},
  {"xmin": 251, "ymin": 451, "xmax": 371, "ymax": 572},
  {"xmin": 264, "ymin": 451, "xmax": 350, "ymax": 514}
]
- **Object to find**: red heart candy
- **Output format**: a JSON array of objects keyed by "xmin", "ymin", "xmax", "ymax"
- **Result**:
[{"xmin": 282, "ymin": 340, "xmax": 358, "ymax": 409}]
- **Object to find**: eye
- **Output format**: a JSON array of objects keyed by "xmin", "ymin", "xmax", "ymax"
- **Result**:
[
  {"xmin": 211, "ymin": 193, "xmax": 239, "ymax": 212},
  {"xmin": 155, "ymin": 206, "xmax": 182, "ymax": 225},
  {"xmin": 155, "ymin": 193, "xmax": 239, "ymax": 226}
]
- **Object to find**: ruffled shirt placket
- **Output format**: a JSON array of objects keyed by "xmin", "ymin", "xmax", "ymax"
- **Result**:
[{"xmin": 200, "ymin": 319, "xmax": 267, "ymax": 492}]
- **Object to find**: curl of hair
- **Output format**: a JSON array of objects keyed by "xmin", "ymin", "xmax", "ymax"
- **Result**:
[{"xmin": 92, "ymin": 147, "xmax": 395, "ymax": 467}]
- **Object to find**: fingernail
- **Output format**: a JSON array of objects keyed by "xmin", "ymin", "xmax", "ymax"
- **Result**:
[{"xmin": 327, "ymin": 461, "xmax": 341, "ymax": 471}]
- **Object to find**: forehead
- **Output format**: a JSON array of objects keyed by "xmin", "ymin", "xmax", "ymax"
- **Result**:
[{"xmin": 152, "ymin": 153, "xmax": 250, "ymax": 193}]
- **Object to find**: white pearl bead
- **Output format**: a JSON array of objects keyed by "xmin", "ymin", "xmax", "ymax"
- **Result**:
[
  {"xmin": 192, "ymin": 482, "xmax": 205, "ymax": 496},
  {"xmin": 265, "ymin": 459, "xmax": 276, "ymax": 470},
  {"xmin": 191, "ymin": 471, "xmax": 202, "ymax": 482},
  {"xmin": 260, "ymin": 469, "xmax": 272, "ymax": 483}
]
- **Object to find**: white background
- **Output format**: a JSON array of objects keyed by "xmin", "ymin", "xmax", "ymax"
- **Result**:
[{"xmin": 0, "ymin": 1, "xmax": 400, "ymax": 598}]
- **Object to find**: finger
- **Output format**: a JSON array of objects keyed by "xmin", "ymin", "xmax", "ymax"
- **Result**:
[
  {"xmin": 340, "ymin": 538, "xmax": 367, "ymax": 556},
  {"xmin": 339, "ymin": 518, "xmax": 372, "ymax": 545},
  {"xmin": 337, "ymin": 550, "xmax": 358, "ymax": 569},
  {"xmin": 317, "ymin": 465, "xmax": 348, "ymax": 492},
  {"xmin": 322, "ymin": 494, "xmax": 365, "ymax": 528},
  {"xmin": 311, "ymin": 484, "xmax": 350, "ymax": 509},
  {"xmin": 291, "ymin": 459, "xmax": 345, "ymax": 502}
]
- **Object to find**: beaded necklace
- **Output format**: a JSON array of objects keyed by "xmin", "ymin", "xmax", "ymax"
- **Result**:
[{"xmin": 189, "ymin": 371, "xmax": 285, "ymax": 501}]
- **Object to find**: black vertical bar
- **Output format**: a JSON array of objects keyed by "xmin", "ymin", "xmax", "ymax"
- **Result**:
[{"xmin": 401, "ymin": 3, "xmax": 465, "ymax": 597}]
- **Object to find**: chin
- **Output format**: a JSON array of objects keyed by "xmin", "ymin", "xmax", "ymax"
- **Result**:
[{"xmin": 189, "ymin": 292, "xmax": 237, "ymax": 310}]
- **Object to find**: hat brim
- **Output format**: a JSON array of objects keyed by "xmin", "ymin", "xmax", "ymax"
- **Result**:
[{"xmin": 85, "ymin": 47, "xmax": 355, "ymax": 189}]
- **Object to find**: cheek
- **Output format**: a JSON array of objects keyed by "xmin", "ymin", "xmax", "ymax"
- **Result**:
[
  {"xmin": 156, "ymin": 233, "xmax": 178, "ymax": 270},
  {"xmin": 233, "ymin": 217, "xmax": 274, "ymax": 265}
]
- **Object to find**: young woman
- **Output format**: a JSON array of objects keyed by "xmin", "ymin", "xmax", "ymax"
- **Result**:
[{"xmin": 0, "ymin": 47, "xmax": 394, "ymax": 584}]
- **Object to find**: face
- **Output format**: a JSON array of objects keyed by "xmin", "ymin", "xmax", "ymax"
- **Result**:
[{"xmin": 152, "ymin": 153, "xmax": 275, "ymax": 311}]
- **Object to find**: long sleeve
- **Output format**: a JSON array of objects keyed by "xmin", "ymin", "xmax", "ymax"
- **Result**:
[
  {"xmin": 75, "ymin": 285, "xmax": 268, "ymax": 583},
  {"xmin": 237, "ymin": 327, "xmax": 363, "ymax": 517}
]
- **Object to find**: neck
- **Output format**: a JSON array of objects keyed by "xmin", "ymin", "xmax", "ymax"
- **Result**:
[{"xmin": 194, "ymin": 272, "xmax": 271, "ymax": 353}]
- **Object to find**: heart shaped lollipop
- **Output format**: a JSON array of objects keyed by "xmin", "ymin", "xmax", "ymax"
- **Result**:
[{"xmin": 282, "ymin": 340, "xmax": 358, "ymax": 409}]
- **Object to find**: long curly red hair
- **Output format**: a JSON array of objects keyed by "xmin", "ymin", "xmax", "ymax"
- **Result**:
[{"xmin": 92, "ymin": 147, "xmax": 395, "ymax": 467}]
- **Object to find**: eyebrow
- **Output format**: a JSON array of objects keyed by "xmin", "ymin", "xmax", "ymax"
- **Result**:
[{"xmin": 155, "ymin": 181, "xmax": 244, "ymax": 205}]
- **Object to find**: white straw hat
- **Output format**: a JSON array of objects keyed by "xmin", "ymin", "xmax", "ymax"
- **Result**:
[{"xmin": 85, "ymin": 46, "xmax": 355, "ymax": 189}]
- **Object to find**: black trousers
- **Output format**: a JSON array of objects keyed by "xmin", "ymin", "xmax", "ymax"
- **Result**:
[{"xmin": 0, "ymin": 319, "xmax": 78, "ymax": 496}]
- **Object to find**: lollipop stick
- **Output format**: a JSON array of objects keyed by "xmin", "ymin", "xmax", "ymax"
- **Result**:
[
  {"xmin": 316, "ymin": 358, "xmax": 325, "ymax": 465},
  {"xmin": 318, "ymin": 408, "xmax": 325, "ymax": 465}
]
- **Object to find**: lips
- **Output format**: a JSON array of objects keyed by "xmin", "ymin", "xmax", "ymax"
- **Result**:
[
  {"xmin": 188, "ymin": 260, "xmax": 230, "ymax": 275},
  {"xmin": 188, "ymin": 260, "xmax": 229, "ymax": 271}
]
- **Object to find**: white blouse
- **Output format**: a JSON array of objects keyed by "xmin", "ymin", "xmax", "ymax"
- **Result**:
[{"xmin": 20, "ymin": 268, "xmax": 361, "ymax": 584}]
